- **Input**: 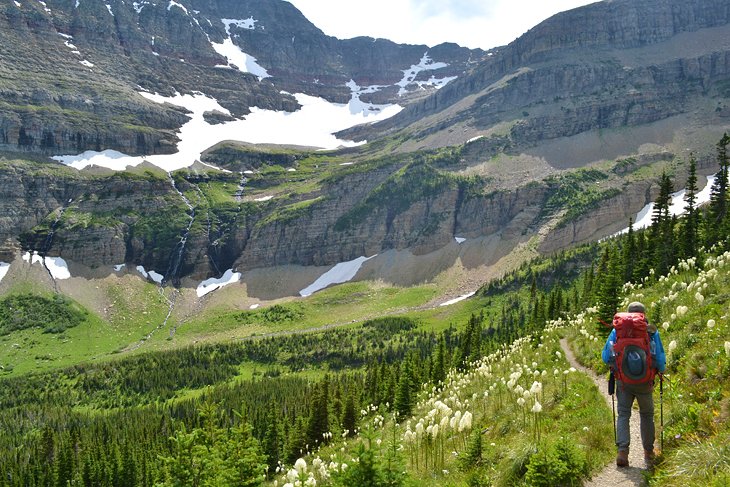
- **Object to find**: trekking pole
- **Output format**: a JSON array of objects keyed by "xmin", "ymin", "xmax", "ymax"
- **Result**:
[
  {"xmin": 609, "ymin": 370, "xmax": 616, "ymax": 444},
  {"xmin": 660, "ymin": 373, "xmax": 664, "ymax": 452}
]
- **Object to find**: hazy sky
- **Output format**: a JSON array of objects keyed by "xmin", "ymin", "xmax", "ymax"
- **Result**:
[{"xmin": 286, "ymin": 0, "xmax": 599, "ymax": 50}]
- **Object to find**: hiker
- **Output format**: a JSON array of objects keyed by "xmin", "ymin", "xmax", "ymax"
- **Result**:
[{"xmin": 601, "ymin": 301, "xmax": 666, "ymax": 468}]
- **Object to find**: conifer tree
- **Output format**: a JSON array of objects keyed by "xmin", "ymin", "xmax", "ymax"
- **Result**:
[
  {"xmin": 263, "ymin": 408, "xmax": 281, "ymax": 476},
  {"xmin": 341, "ymin": 392, "xmax": 358, "ymax": 437},
  {"xmin": 621, "ymin": 218, "xmax": 636, "ymax": 282},
  {"xmin": 394, "ymin": 360, "xmax": 413, "ymax": 418},
  {"xmin": 581, "ymin": 265, "xmax": 594, "ymax": 306},
  {"xmin": 284, "ymin": 417, "xmax": 307, "ymax": 464},
  {"xmin": 596, "ymin": 247, "xmax": 621, "ymax": 328},
  {"xmin": 683, "ymin": 155, "xmax": 700, "ymax": 258},
  {"xmin": 306, "ymin": 376, "xmax": 330, "ymax": 448},
  {"xmin": 468, "ymin": 315, "xmax": 483, "ymax": 364},
  {"xmin": 650, "ymin": 172, "xmax": 675, "ymax": 275},
  {"xmin": 431, "ymin": 335, "xmax": 446, "ymax": 386},
  {"xmin": 218, "ymin": 410, "xmax": 267, "ymax": 487},
  {"xmin": 708, "ymin": 133, "xmax": 730, "ymax": 245}
]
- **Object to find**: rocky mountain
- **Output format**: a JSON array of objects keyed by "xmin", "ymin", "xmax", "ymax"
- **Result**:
[
  {"xmin": 1, "ymin": 0, "xmax": 729, "ymax": 298},
  {"xmin": 0, "ymin": 0, "xmax": 482, "ymax": 156},
  {"xmin": 342, "ymin": 0, "xmax": 730, "ymax": 156}
]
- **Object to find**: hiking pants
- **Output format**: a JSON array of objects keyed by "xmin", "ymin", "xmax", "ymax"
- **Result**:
[{"xmin": 616, "ymin": 381, "xmax": 655, "ymax": 452}]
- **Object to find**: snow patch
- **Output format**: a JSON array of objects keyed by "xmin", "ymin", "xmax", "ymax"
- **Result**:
[
  {"xmin": 132, "ymin": 1, "xmax": 149, "ymax": 13},
  {"xmin": 167, "ymin": 0, "xmax": 188, "ymax": 14},
  {"xmin": 614, "ymin": 174, "xmax": 716, "ymax": 236},
  {"xmin": 79, "ymin": 60, "xmax": 94, "ymax": 68},
  {"xmin": 136, "ymin": 265, "xmax": 164, "ymax": 284},
  {"xmin": 0, "ymin": 263, "xmax": 10, "ymax": 283},
  {"xmin": 22, "ymin": 251, "xmax": 71, "ymax": 280},
  {"xmin": 15, "ymin": 1, "xmax": 22, "ymax": 7},
  {"xmin": 52, "ymin": 91, "xmax": 401, "ymax": 172},
  {"xmin": 455, "ymin": 237, "xmax": 466, "ymax": 244},
  {"xmin": 300, "ymin": 255, "xmax": 376, "ymax": 297},
  {"xmin": 113, "ymin": 264, "xmax": 125, "ymax": 272},
  {"xmin": 440, "ymin": 291, "xmax": 476, "ymax": 307},
  {"xmin": 346, "ymin": 80, "xmax": 393, "ymax": 116},
  {"xmin": 466, "ymin": 135, "xmax": 484, "ymax": 144},
  {"xmin": 38, "ymin": 1, "xmax": 51, "ymax": 13},
  {"xmin": 105, "ymin": 3, "xmax": 113, "ymax": 16},
  {"xmin": 211, "ymin": 19, "xmax": 270, "ymax": 80},
  {"xmin": 396, "ymin": 52, "xmax": 450, "ymax": 96},
  {"xmin": 249, "ymin": 303, "xmax": 260, "ymax": 310},
  {"xmin": 196, "ymin": 269, "xmax": 241, "ymax": 297},
  {"xmin": 222, "ymin": 17, "xmax": 258, "ymax": 30},
  {"xmin": 254, "ymin": 195, "xmax": 273, "ymax": 202}
]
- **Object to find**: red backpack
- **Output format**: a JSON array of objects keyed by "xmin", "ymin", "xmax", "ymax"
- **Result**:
[{"xmin": 612, "ymin": 312, "xmax": 655, "ymax": 385}]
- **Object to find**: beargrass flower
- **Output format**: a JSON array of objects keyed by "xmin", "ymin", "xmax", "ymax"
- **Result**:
[
  {"xmin": 531, "ymin": 401, "xmax": 542, "ymax": 413},
  {"xmin": 707, "ymin": 319, "xmax": 716, "ymax": 329},
  {"xmin": 725, "ymin": 341, "xmax": 730, "ymax": 357}
]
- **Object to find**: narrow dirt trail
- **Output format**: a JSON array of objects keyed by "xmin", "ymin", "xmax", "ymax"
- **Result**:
[{"xmin": 559, "ymin": 338, "xmax": 648, "ymax": 486}]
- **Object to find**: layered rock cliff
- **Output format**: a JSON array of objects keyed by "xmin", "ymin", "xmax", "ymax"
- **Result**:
[{"xmin": 342, "ymin": 0, "xmax": 730, "ymax": 153}]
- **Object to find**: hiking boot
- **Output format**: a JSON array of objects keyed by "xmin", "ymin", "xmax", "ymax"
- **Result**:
[
  {"xmin": 644, "ymin": 449, "xmax": 655, "ymax": 467},
  {"xmin": 616, "ymin": 450, "xmax": 629, "ymax": 467}
]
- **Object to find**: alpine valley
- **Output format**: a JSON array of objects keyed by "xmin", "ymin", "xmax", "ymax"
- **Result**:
[{"xmin": 1, "ymin": 0, "xmax": 730, "ymax": 486}]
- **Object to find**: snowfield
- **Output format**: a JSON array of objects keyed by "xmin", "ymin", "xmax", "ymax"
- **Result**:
[
  {"xmin": 22, "ymin": 252, "xmax": 71, "ymax": 280},
  {"xmin": 0, "ymin": 262, "xmax": 10, "ymax": 283},
  {"xmin": 300, "ymin": 255, "xmax": 376, "ymax": 297},
  {"xmin": 53, "ymin": 90, "xmax": 402, "ymax": 172},
  {"xmin": 196, "ymin": 269, "xmax": 241, "ymax": 297},
  {"xmin": 136, "ymin": 265, "xmax": 164, "ymax": 284}
]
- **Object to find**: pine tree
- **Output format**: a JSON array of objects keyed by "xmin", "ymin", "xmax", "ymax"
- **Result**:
[
  {"xmin": 683, "ymin": 155, "xmax": 700, "ymax": 258},
  {"xmin": 284, "ymin": 417, "xmax": 307, "ymax": 464},
  {"xmin": 394, "ymin": 360, "xmax": 413, "ymax": 419},
  {"xmin": 596, "ymin": 247, "xmax": 621, "ymax": 328},
  {"xmin": 650, "ymin": 172, "xmax": 675, "ymax": 275},
  {"xmin": 341, "ymin": 392, "xmax": 358, "ymax": 437},
  {"xmin": 218, "ymin": 410, "xmax": 267, "ymax": 487},
  {"xmin": 708, "ymin": 133, "xmax": 730, "ymax": 245},
  {"xmin": 431, "ymin": 335, "xmax": 446, "ymax": 386},
  {"xmin": 306, "ymin": 376, "xmax": 330, "ymax": 448},
  {"xmin": 621, "ymin": 218, "xmax": 636, "ymax": 282},
  {"xmin": 263, "ymin": 408, "xmax": 281, "ymax": 476},
  {"xmin": 467, "ymin": 315, "xmax": 483, "ymax": 364},
  {"xmin": 581, "ymin": 265, "xmax": 594, "ymax": 306}
]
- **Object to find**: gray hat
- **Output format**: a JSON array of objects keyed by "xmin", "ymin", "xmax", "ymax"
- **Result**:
[{"xmin": 628, "ymin": 301, "xmax": 646, "ymax": 313}]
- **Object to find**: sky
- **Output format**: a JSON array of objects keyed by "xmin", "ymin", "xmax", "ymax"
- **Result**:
[{"xmin": 286, "ymin": 0, "xmax": 599, "ymax": 50}]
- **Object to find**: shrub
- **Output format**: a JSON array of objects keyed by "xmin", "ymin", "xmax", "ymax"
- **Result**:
[{"xmin": 524, "ymin": 437, "xmax": 586, "ymax": 486}]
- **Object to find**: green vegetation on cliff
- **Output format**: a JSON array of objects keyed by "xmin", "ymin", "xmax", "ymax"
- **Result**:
[{"xmin": 0, "ymin": 293, "xmax": 87, "ymax": 335}]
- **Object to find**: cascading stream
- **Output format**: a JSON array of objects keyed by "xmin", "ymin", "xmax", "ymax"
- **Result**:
[
  {"xmin": 125, "ymin": 175, "xmax": 197, "ymax": 351},
  {"xmin": 164, "ymin": 173, "xmax": 196, "ymax": 287},
  {"xmin": 235, "ymin": 172, "xmax": 247, "ymax": 202},
  {"xmin": 37, "ymin": 198, "xmax": 73, "ymax": 292}
]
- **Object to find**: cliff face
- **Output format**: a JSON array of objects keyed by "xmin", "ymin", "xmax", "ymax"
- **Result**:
[
  {"xmin": 1, "ymin": 160, "xmax": 551, "ymax": 279},
  {"xmin": 2, "ymin": 0, "xmax": 730, "ymax": 290},
  {"xmin": 0, "ymin": 0, "xmax": 481, "ymax": 157},
  {"xmin": 343, "ymin": 0, "xmax": 730, "ymax": 151}
]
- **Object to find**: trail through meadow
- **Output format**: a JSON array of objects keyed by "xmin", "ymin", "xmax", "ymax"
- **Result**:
[{"xmin": 560, "ymin": 338, "xmax": 647, "ymax": 486}]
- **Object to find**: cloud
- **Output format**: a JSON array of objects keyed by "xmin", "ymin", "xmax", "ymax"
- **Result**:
[{"xmin": 287, "ymin": 0, "xmax": 598, "ymax": 50}]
